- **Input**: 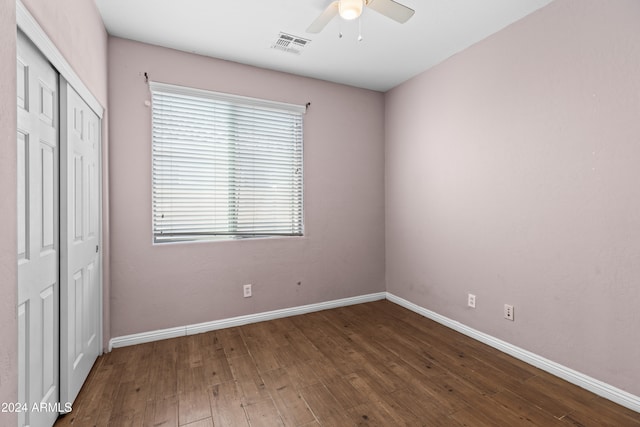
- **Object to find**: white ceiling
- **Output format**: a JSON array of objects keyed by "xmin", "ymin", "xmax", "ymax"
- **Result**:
[{"xmin": 94, "ymin": 0, "xmax": 553, "ymax": 92}]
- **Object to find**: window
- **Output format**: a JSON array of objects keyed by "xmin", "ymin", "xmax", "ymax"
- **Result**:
[{"xmin": 150, "ymin": 82, "xmax": 304, "ymax": 243}]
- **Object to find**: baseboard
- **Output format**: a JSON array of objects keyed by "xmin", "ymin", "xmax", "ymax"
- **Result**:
[
  {"xmin": 108, "ymin": 290, "xmax": 639, "ymax": 413},
  {"xmin": 108, "ymin": 292, "xmax": 386, "ymax": 351},
  {"xmin": 385, "ymin": 292, "xmax": 640, "ymax": 414}
]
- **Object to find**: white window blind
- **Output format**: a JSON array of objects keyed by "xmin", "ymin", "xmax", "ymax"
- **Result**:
[{"xmin": 150, "ymin": 82, "xmax": 304, "ymax": 243}]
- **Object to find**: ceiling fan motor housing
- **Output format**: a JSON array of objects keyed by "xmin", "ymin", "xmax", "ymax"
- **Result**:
[{"xmin": 338, "ymin": 0, "xmax": 364, "ymax": 20}]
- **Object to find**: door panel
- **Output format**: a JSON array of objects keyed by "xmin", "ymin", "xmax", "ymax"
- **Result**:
[
  {"xmin": 17, "ymin": 30, "xmax": 60, "ymax": 427},
  {"xmin": 17, "ymin": 131, "xmax": 28, "ymax": 261},
  {"xmin": 42, "ymin": 144, "xmax": 56, "ymax": 249},
  {"xmin": 60, "ymin": 79, "xmax": 102, "ymax": 406}
]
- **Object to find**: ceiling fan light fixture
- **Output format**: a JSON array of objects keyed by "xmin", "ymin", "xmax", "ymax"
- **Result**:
[{"xmin": 338, "ymin": 0, "xmax": 364, "ymax": 20}]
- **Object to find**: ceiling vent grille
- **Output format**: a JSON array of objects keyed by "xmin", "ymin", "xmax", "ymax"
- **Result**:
[{"xmin": 271, "ymin": 32, "xmax": 311, "ymax": 55}]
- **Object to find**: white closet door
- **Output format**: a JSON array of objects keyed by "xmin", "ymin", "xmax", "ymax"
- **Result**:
[
  {"xmin": 59, "ymin": 79, "xmax": 102, "ymax": 407},
  {"xmin": 17, "ymin": 31, "xmax": 60, "ymax": 427}
]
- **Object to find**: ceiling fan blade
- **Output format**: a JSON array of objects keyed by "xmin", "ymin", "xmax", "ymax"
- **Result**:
[
  {"xmin": 307, "ymin": 1, "xmax": 339, "ymax": 33},
  {"xmin": 366, "ymin": 0, "xmax": 415, "ymax": 23}
]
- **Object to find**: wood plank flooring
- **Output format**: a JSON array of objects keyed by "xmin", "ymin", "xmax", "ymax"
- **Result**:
[{"xmin": 54, "ymin": 300, "xmax": 640, "ymax": 426}]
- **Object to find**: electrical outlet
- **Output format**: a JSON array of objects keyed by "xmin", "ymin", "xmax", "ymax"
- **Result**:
[
  {"xmin": 504, "ymin": 304, "xmax": 514, "ymax": 321},
  {"xmin": 467, "ymin": 294, "xmax": 476, "ymax": 308},
  {"xmin": 243, "ymin": 284, "xmax": 252, "ymax": 298}
]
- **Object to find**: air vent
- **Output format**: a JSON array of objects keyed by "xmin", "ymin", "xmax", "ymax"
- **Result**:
[{"xmin": 271, "ymin": 32, "xmax": 311, "ymax": 55}]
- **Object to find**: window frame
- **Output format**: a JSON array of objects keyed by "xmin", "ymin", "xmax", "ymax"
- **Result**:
[{"xmin": 149, "ymin": 81, "xmax": 306, "ymax": 244}]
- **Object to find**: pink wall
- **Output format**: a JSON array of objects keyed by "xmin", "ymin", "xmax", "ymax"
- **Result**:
[
  {"xmin": 385, "ymin": 0, "xmax": 640, "ymax": 396},
  {"xmin": 0, "ymin": 0, "xmax": 108, "ymax": 415},
  {"xmin": 0, "ymin": 0, "xmax": 18, "ymax": 424},
  {"xmin": 107, "ymin": 38, "xmax": 386, "ymax": 337}
]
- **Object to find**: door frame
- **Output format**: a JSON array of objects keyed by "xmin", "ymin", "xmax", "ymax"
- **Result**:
[
  {"xmin": 16, "ymin": 1, "xmax": 104, "ymax": 117},
  {"xmin": 16, "ymin": 0, "xmax": 105, "ymax": 409}
]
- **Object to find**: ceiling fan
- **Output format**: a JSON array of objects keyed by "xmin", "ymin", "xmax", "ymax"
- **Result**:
[{"xmin": 307, "ymin": 0, "xmax": 415, "ymax": 34}]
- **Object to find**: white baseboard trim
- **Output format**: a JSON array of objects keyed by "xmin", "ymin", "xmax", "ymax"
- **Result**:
[
  {"xmin": 108, "ymin": 292, "xmax": 386, "ymax": 351},
  {"xmin": 386, "ymin": 292, "xmax": 640, "ymax": 414},
  {"xmin": 108, "ymin": 290, "xmax": 639, "ymax": 413}
]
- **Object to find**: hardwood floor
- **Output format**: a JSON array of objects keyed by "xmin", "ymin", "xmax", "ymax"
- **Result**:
[{"xmin": 54, "ymin": 300, "xmax": 640, "ymax": 426}]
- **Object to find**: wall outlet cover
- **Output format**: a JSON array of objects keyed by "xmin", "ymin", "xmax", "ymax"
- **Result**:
[
  {"xmin": 504, "ymin": 304, "xmax": 514, "ymax": 321},
  {"xmin": 243, "ymin": 284, "xmax": 252, "ymax": 298}
]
